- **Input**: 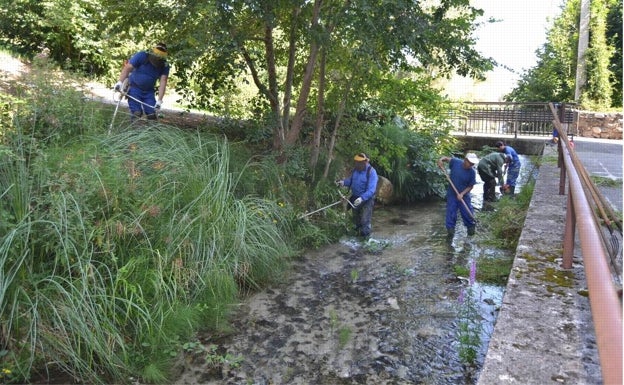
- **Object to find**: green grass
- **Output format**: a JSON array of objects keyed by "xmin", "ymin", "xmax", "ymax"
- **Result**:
[
  {"xmin": 457, "ymin": 176, "xmax": 536, "ymax": 286},
  {"xmin": 590, "ymin": 175, "xmax": 622, "ymax": 188},
  {"xmin": 477, "ymin": 179, "xmax": 535, "ymax": 251},
  {"xmin": 0, "ymin": 65, "xmax": 307, "ymax": 384},
  {"xmin": 454, "ymin": 257, "xmax": 514, "ymax": 286}
]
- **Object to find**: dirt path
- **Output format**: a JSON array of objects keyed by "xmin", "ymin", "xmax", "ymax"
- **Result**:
[{"xmin": 173, "ymin": 204, "xmax": 504, "ymax": 385}]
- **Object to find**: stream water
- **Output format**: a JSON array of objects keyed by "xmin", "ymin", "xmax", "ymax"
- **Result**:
[{"xmin": 174, "ymin": 156, "xmax": 535, "ymax": 385}]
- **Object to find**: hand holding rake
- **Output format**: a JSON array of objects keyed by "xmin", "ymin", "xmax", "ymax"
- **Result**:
[{"xmin": 438, "ymin": 163, "xmax": 477, "ymax": 223}]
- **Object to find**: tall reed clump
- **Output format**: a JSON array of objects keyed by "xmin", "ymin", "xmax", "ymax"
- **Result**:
[{"xmin": 0, "ymin": 68, "xmax": 297, "ymax": 383}]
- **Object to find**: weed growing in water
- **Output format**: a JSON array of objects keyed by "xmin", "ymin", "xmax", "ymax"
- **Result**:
[
  {"xmin": 478, "ymin": 179, "xmax": 535, "ymax": 250},
  {"xmin": 204, "ymin": 344, "xmax": 243, "ymax": 369},
  {"xmin": 338, "ymin": 327, "xmax": 352, "ymax": 349},
  {"xmin": 456, "ymin": 259, "xmax": 482, "ymax": 367}
]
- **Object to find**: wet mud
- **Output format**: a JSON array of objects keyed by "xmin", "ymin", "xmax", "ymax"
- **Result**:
[{"xmin": 174, "ymin": 203, "xmax": 507, "ymax": 385}]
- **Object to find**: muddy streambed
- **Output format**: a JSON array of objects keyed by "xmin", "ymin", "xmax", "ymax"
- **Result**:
[
  {"xmin": 174, "ymin": 157, "xmax": 534, "ymax": 385},
  {"xmin": 175, "ymin": 206, "xmax": 507, "ymax": 385}
]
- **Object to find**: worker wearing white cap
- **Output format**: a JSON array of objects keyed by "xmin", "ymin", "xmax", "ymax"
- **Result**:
[{"xmin": 437, "ymin": 153, "xmax": 478, "ymax": 238}]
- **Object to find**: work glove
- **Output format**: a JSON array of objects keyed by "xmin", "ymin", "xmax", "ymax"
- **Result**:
[
  {"xmin": 114, "ymin": 81, "xmax": 123, "ymax": 92},
  {"xmin": 335, "ymin": 180, "xmax": 344, "ymax": 187},
  {"xmin": 155, "ymin": 99, "xmax": 163, "ymax": 109},
  {"xmin": 353, "ymin": 197, "xmax": 363, "ymax": 207}
]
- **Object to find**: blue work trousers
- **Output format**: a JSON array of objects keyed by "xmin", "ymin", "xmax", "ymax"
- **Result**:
[
  {"xmin": 445, "ymin": 193, "xmax": 475, "ymax": 230},
  {"xmin": 353, "ymin": 198, "xmax": 375, "ymax": 237},
  {"xmin": 127, "ymin": 87, "xmax": 157, "ymax": 116},
  {"xmin": 506, "ymin": 163, "xmax": 520, "ymax": 187}
]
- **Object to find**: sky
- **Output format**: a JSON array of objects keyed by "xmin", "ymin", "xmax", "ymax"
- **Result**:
[{"xmin": 444, "ymin": 0, "xmax": 565, "ymax": 101}]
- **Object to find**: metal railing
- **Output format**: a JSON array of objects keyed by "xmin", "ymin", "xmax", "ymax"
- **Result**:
[
  {"xmin": 551, "ymin": 102, "xmax": 623, "ymax": 385},
  {"xmin": 449, "ymin": 102, "xmax": 577, "ymax": 137}
]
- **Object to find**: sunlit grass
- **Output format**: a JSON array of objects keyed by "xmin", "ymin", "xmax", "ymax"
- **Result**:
[
  {"xmin": 477, "ymin": 180, "xmax": 534, "ymax": 251},
  {"xmin": 0, "ymin": 71, "xmax": 302, "ymax": 383},
  {"xmin": 591, "ymin": 175, "xmax": 622, "ymax": 188}
]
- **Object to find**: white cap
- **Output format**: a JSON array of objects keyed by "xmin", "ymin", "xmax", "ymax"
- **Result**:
[{"xmin": 465, "ymin": 153, "xmax": 479, "ymax": 165}]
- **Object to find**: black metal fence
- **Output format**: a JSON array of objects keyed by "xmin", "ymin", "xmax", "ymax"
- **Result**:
[{"xmin": 448, "ymin": 102, "xmax": 577, "ymax": 137}]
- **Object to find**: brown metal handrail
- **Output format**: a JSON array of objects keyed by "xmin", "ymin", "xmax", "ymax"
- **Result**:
[{"xmin": 551, "ymin": 103, "xmax": 623, "ymax": 385}]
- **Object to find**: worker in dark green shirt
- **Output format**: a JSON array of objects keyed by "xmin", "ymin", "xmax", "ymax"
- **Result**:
[{"xmin": 477, "ymin": 152, "xmax": 510, "ymax": 205}]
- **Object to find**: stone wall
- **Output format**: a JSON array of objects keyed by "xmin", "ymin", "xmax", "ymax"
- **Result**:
[{"xmin": 574, "ymin": 111, "xmax": 623, "ymax": 140}]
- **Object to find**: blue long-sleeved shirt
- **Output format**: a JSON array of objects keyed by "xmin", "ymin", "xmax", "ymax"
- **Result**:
[
  {"xmin": 502, "ymin": 145, "xmax": 520, "ymax": 167},
  {"xmin": 343, "ymin": 165, "xmax": 378, "ymax": 201},
  {"xmin": 448, "ymin": 158, "xmax": 477, "ymax": 195}
]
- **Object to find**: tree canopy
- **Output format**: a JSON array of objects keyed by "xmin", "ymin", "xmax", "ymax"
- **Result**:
[
  {"xmin": 0, "ymin": 0, "xmax": 494, "ymax": 152},
  {"xmin": 505, "ymin": 0, "xmax": 622, "ymax": 110},
  {"xmin": 160, "ymin": 0, "xmax": 493, "ymax": 150}
]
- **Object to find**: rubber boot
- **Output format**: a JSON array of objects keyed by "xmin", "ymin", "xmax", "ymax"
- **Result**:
[{"xmin": 131, "ymin": 111, "xmax": 142, "ymax": 124}]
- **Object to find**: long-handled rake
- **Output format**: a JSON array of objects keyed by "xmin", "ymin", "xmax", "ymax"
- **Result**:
[{"xmin": 439, "ymin": 164, "xmax": 477, "ymax": 224}]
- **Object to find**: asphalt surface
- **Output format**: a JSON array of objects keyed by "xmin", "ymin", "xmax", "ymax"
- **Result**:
[{"xmin": 570, "ymin": 137, "xmax": 623, "ymax": 212}]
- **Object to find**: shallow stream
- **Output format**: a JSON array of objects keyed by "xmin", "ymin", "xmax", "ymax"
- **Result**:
[{"xmin": 174, "ymin": 156, "xmax": 534, "ymax": 385}]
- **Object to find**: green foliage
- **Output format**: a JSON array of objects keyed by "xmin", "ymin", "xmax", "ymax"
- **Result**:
[
  {"xmin": 505, "ymin": 0, "xmax": 621, "ymax": 109},
  {"xmin": 456, "ymin": 260, "xmax": 481, "ymax": 367},
  {"xmin": 0, "ymin": 0, "xmax": 46, "ymax": 55},
  {"xmin": 204, "ymin": 344, "xmax": 243, "ymax": 369},
  {"xmin": 0, "ymin": 0, "xmax": 110, "ymax": 74},
  {"xmin": 10, "ymin": 57, "xmax": 109, "ymax": 145},
  {"xmin": 0, "ymin": 77, "xmax": 305, "ymax": 384},
  {"xmin": 455, "ymin": 256, "xmax": 514, "ymax": 286},
  {"xmin": 590, "ymin": 175, "xmax": 622, "ymax": 188},
  {"xmin": 333, "ymin": 96, "xmax": 458, "ymax": 203},
  {"xmin": 0, "ymin": 0, "xmax": 496, "ymax": 153},
  {"xmin": 579, "ymin": 0, "xmax": 615, "ymax": 110},
  {"xmin": 477, "ymin": 180, "xmax": 535, "ymax": 250},
  {"xmin": 504, "ymin": 0, "xmax": 579, "ymax": 103},
  {"xmin": 606, "ymin": 0, "xmax": 623, "ymax": 108},
  {"xmin": 338, "ymin": 327, "xmax": 352, "ymax": 349},
  {"xmin": 163, "ymin": 0, "xmax": 494, "ymax": 147},
  {"xmin": 406, "ymin": 126, "xmax": 458, "ymax": 201}
]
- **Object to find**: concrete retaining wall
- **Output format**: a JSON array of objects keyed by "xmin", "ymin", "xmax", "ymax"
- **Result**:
[
  {"xmin": 457, "ymin": 136, "xmax": 546, "ymax": 156},
  {"xmin": 476, "ymin": 145, "xmax": 602, "ymax": 385}
]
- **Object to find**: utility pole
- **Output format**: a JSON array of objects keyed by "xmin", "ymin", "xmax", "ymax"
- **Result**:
[{"xmin": 574, "ymin": 0, "xmax": 591, "ymax": 102}]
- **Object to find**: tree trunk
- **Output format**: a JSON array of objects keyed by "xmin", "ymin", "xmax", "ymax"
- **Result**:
[
  {"xmin": 285, "ymin": 0, "xmax": 323, "ymax": 146},
  {"xmin": 281, "ymin": 7, "xmax": 301, "ymax": 141},
  {"xmin": 310, "ymin": 48, "xmax": 327, "ymax": 174},
  {"xmin": 323, "ymin": 76, "xmax": 353, "ymax": 178},
  {"xmin": 263, "ymin": 25, "xmax": 285, "ymax": 151}
]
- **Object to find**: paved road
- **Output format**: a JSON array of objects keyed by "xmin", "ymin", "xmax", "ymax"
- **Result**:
[{"xmin": 571, "ymin": 137, "xmax": 623, "ymax": 211}]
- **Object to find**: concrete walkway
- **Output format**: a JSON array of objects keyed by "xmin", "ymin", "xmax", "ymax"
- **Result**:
[{"xmin": 477, "ymin": 144, "xmax": 604, "ymax": 384}]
